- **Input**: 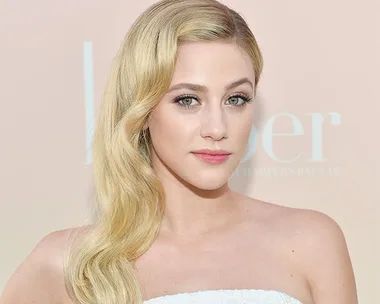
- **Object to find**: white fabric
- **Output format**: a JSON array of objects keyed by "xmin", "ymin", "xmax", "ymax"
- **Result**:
[{"xmin": 144, "ymin": 289, "xmax": 303, "ymax": 304}]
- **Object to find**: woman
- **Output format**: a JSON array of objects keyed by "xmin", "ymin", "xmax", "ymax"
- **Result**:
[{"xmin": 0, "ymin": 0, "xmax": 357, "ymax": 303}]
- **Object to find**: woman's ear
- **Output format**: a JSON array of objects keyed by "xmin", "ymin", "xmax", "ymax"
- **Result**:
[
  {"xmin": 143, "ymin": 121, "xmax": 149, "ymax": 131},
  {"xmin": 143, "ymin": 112, "xmax": 153, "ymax": 131}
]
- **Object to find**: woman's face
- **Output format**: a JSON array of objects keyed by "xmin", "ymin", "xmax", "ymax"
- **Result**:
[{"xmin": 146, "ymin": 41, "xmax": 256, "ymax": 190}]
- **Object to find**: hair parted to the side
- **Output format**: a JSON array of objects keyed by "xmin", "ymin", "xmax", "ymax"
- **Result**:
[{"xmin": 63, "ymin": 0, "xmax": 263, "ymax": 303}]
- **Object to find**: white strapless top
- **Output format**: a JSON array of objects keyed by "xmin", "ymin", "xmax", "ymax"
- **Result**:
[{"xmin": 144, "ymin": 289, "xmax": 303, "ymax": 304}]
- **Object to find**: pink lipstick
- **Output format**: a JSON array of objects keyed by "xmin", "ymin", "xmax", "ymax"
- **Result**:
[{"xmin": 191, "ymin": 149, "xmax": 231, "ymax": 164}]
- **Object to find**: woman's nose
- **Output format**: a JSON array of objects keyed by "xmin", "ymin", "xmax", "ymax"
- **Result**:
[{"xmin": 200, "ymin": 107, "xmax": 228, "ymax": 140}]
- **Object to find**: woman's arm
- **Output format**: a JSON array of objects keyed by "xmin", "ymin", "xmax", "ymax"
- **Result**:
[
  {"xmin": 0, "ymin": 230, "xmax": 69, "ymax": 304},
  {"xmin": 299, "ymin": 210, "xmax": 358, "ymax": 304}
]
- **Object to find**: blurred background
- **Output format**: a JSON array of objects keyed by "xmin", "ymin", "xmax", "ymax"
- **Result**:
[{"xmin": 0, "ymin": 0, "xmax": 379, "ymax": 303}]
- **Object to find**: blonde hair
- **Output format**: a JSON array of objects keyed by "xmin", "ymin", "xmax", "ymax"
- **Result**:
[{"xmin": 64, "ymin": 0, "xmax": 264, "ymax": 303}]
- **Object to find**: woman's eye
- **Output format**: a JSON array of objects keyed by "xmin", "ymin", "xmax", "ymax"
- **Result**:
[
  {"xmin": 173, "ymin": 94, "xmax": 252, "ymax": 109},
  {"xmin": 229, "ymin": 96, "xmax": 245, "ymax": 106},
  {"xmin": 180, "ymin": 96, "xmax": 198, "ymax": 107},
  {"xmin": 173, "ymin": 95, "xmax": 199, "ymax": 108}
]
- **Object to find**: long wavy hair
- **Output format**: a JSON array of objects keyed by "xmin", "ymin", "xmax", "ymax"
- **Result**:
[{"xmin": 63, "ymin": 0, "xmax": 264, "ymax": 303}]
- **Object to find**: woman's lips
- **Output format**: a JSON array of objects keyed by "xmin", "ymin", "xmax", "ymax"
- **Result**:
[{"xmin": 191, "ymin": 152, "xmax": 230, "ymax": 164}]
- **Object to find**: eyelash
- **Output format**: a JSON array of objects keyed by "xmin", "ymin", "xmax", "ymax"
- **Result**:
[{"xmin": 173, "ymin": 93, "xmax": 253, "ymax": 109}]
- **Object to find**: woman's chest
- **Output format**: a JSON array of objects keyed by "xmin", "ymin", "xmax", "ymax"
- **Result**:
[{"xmin": 134, "ymin": 230, "xmax": 307, "ymax": 302}]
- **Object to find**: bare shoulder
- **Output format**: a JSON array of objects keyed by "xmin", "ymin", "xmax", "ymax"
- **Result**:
[
  {"xmin": 246, "ymin": 197, "xmax": 352, "ymax": 259},
  {"xmin": 242, "ymin": 196, "xmax": 348, "ymax": 241},
  {"xmin": 0, "ymin": 225, "xmax": 93, "ymax": 304},
  {"xmin": 265, "ymin": 202, "xmax": 351, "ymax": 258},
  {"xmin": 286, "ymin": 207, "xmax": 357, "ymax": 303},
  {"xmin": 245, "ymin": 197, "xmax": 358, "ymax": 303}
]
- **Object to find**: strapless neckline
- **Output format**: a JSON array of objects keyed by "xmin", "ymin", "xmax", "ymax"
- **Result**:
[{"xmin": 143, "ymin": 288, "xmax": 303, "ymax": 303}]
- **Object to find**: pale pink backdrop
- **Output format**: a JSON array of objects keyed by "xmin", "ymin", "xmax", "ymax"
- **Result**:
[{"xmin": 0, "ymin": 1, "xmax": 379, "ymax": 303}]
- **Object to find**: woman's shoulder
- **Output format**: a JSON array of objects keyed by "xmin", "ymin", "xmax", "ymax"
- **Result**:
[
  {"xmin": 34, "ymin": 225, "xmax": 95, "ymax": 269},
  {"xmin": 272, "ymin": 201, "xmax": 345, "ymax": 244},
  {"xmin": 243, "ymin": 196, "xmax": 349, "ymax": 265},
  {"xmin": 249, "ymin": 197, "xmax": 356, "ymax": 300},
  {"xmin": 244, "ymin": 196, "xmax": 344, "ymax": 238},
  {"xmin": 0, "ymin": 225, "xmax": 93, "ymax": 304}
]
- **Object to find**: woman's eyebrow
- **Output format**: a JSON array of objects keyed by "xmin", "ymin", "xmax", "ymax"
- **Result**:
[{"xmin": 167, "ymin": 77, "xmax": 253, "ymax": 93}]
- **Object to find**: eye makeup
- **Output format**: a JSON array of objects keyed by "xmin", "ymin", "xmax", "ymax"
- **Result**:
[{"xmin": 173, "ymin": 93, "xmax": 253, "ymax": 109}]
